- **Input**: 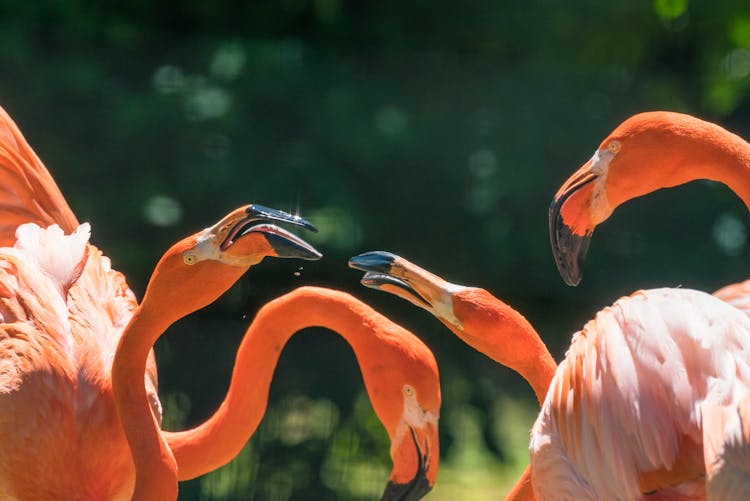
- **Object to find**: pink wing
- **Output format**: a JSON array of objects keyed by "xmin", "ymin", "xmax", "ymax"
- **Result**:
[
  {"xmin": 703, "ymin": 394, "xmax": 750, "ymax": 500},
  {"xmin": 0, "ymin": 106, "xmax": 78, "ymax": 245},
  {"xmin": 530, "ymin": 288, "xmax": 750, "ymax": 500}
]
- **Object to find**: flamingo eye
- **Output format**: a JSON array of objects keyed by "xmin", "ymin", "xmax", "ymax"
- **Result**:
[
  {"xmin": 184, "ymin": 253, "xmax": 197, "ymax": 265},
  {"xmin": 403, "ymin": 385, "xmax": 415, "ymax": 397},
  {"xmin": 607, "ymin": 140, "xmax": 621, "ymax": 153}
]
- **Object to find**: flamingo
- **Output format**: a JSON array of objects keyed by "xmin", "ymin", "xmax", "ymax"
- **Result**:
[
  {"xmin": 349, "ymin": 251, "xmax": 750, "ymax": 500},
  {"xmin": 112, "ymin": 204, "xmax": 322, "ymax": 499},
  {"xmin": 548, "ymin": 111, "xmax": 750, "ymax": 286},
  {"xmin": 161, "ymin": 285, "xmax": 441, "ymax": 500},
  {"xmin": 547, "ymin": 111, "xmax": 750, "ymax": 498}
]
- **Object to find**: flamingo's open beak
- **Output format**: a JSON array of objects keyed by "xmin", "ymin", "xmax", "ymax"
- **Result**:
[
  {"xmin": 222, "ymin": 204, "xmax": 322, "ymax": 261},
  {"xmin": 349, "ymin": 251, "xmax": 463, "ymax": 329}
]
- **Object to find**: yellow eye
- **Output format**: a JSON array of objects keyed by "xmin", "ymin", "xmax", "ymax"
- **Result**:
[
  {"xmin": 607, "ymin": 140, "xmax": 621, "ymax": 153},
  {"xmin": 183, "ymin": 253, "xmax": 197, "ymax": 265},
  {"xmin": 403, "ymin": 385, "xmax": 415, "ymax": 397}
]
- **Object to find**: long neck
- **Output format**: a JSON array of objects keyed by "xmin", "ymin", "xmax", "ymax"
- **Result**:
[
  {"xmin": 450, "ymin": 289, "xmax": 557, "ymax": 406},
  {"xmin": 112, "ymin": 306, "xmax": 178, "ymax": 500},
  {"xmin": 502, "ymin": 308, "xmax": 557, "ymax": 406},
  {"xmin": 164, "ymin": 286, "xmax": 408, "ymax": 480},
  {"xmin": 683, "ymin": 121, "xmax": 750, "ymax": 211},
  {"xmin": 449, "ymin": 290, "xmax": 555, "ymax": 501},
  {"xmin": 622, "ymin": 117, "xmax": 750, "ymax": 212}
]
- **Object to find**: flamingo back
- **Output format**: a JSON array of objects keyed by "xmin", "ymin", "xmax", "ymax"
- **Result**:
[
  {"xmin": 530, "ymin": 288, "xmax": 750, "ymax": 501},
  {"xmin": 0, "ymin": 223, "xmax": 156, "ymax": 500}
]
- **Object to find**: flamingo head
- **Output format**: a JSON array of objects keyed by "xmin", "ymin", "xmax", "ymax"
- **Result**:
[
  {"xmin": 379, "ymin": 382, "xmax": 440, "ymax": 501},
  {"xmin": 143, "ymin": 204, "xmax": 321, "ymax": 317},
  {"xmin": 549, "ymin": 111, "xmax": 725, "ymax": 285},
  {"xmin": 360, "ymin": 318, "xmax": 441, "ymax": 500},
  {"xmin": 350, "ymin": 251, "xmax": 538, "ymax": 373},
  {"xmin": 349, "ymin": 251, "xmax": 466, "ymax": 332}
]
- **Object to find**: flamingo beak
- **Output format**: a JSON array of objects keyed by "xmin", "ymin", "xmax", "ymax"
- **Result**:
[
  {"xmin": 548, "ymin": 161, "xmax": 598, "ymax": 286},
  {"xmin": 381, "ymin": 425, "xmax": 438, "ymax": 501},
  {"xmin": 222, "ymin": 204, "xmax": 322, "ymax": 261},
  {"xmin": 349, "ymin": 252, "xmax": 452, "ymax": 310}
]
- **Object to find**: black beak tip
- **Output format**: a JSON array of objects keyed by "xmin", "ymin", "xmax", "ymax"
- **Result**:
[
  {"xmin": 550, "ymin": 222, "xmax": 591, "ymax": 287},
  {"xmin": 558, "ymin": 261, "xmax": 583, "ymax": 286},
  {"xmin": 348, "ymin": 251, "xmax": 397, "ymax": 273},
  {"xmin": 265, "ymin": 233, "xmax": 323, "ymax": 261},
  {"xmin": 548, "ymin": 172, "xmax": 598, "ymax": 287}
]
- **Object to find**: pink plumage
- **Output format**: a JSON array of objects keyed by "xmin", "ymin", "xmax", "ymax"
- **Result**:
[{"xmin": 530, "ymin": 288, "xmax": 750, "ymax": 500}]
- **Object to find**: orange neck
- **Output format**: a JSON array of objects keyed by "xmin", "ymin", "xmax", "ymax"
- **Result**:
[
  {"xmin": 449, "ymin": 289, "xmax": 557, "ymax": 501},
  {"xmin": 112, "ymin": 307, "xmax": 178, "ymax": 500},
  {"xmin": 450, "ymin": 289, "xmax": 557, "ymax": 406},
  {"xmin": 675, "ymin": 124, "xmax": 750, "ymax": 210},
  {"xmin": 510, "ymin": 319, "xmax": 558, "ymax": 407},
  {"xmin": 163, "ymin": 286, "xmax": 426, "ymax": 480},
  {"xmin": 613, "ymin": 117, "xmax": 750, "ymax": 213}
]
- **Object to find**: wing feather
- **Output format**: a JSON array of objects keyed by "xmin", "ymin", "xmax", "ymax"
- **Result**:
[
  {"xmin": 703, "ymin": 394, "xmax": 750, "ymax": 500},
  {"xmin": 530, "ymin": 288, "xmax": 750, "ymax": 500},
  {"xmin": 0, "ymin": 106, "xmax": 78, "ymax": 245}
]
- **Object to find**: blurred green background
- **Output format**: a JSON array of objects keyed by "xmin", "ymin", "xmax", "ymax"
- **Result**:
[{"xmin": 2, "ymin": 1, "xmax": 750, "ymax": 499}]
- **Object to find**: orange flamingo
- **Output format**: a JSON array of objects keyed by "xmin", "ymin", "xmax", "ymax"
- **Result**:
[
  {"xmin": 112, "ymin": 204, "xmax": 321, "ymax": 499},
  {"xmin": 548, "ymin": 111, "xmax": 750, "ymax": 498},
  {"xmin": 350, "ymin": 251, "xmax": 750, "ymax": 500},
  {"xmin": 161, "ymin": 286, "xmax": 441, "ymax": 500},
  {"xmin": 548, "ymin": 111, "xmax": 750, "ymax": 286}
]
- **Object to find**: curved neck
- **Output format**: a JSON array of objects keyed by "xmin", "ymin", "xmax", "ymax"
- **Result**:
[
  {"xmin": 112, "ymin": 307, "xmax": 178, "ymax": 500},
  {"xmin": 449, "ymin": 290, "xmax": 555, "ymax": 501},
  {"xmin": 678, "ymin": 123, "xmax": 750, "ymax": 210},
  {"xmin": 617, "ymin": 118, "xmax": 750, "ymax": 212},
  {"xmin": 450, "ymin": 290, "xmax": 557, "ymax": 406},
  {"xmin": 164, "ymin": 286, "xmax": 410, "ymax": 480}
]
